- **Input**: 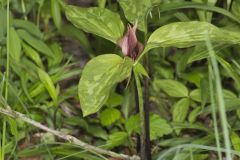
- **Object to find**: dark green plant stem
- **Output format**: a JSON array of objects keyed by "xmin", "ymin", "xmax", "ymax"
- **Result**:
[
  {"xmin": 133, "ymin": 69, "xmax": 151, "ymax": 160},
  {"xmin": 133, "ymin": 73, "xmax": 140, "ymax": 153},
  {"xmin": 143, "ymin": 56, "xmax": 151, "ymax": 160}
]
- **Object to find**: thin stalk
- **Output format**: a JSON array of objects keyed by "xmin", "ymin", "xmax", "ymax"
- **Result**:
[
  {"xmin": 1, "ymin": 1, "xmax": 10, "ymax": 159},
  {"xmin": 134, "ymin": 69, "xmax": 150, "ymax": 160},
  {"xmin": 206, "ymin": 37, "xmax": 232, "ymax": 160},
  {"xmin": 208, "ymin": 64, "xmax": 222, "ymax": 160},
  {"xmin": 21, "ymin": 0, "xmax": 27, "ymax": 20}
]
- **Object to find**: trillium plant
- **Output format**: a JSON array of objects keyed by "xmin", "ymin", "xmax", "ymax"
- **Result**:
[{"xmin": 65, "ymin": 1, "xmax": 240, "ymax": 160}]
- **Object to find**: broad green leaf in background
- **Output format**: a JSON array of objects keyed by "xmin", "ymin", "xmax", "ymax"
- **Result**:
[
  {"xmin": 153, "ymin": 79, "xmax": 188, "ymax": 97},
  {"xmin": 87, "ymin": 125, "xmax": 108, "ymax": 140},
  {"xmin": 188, "ymin": 107, "xmax": 201, "ymax": 123},
  {"xmin": 231, "ymin": 131, "xmax": 240, "ymax": 151},
  {"xmin": 9, "ymin": 27, "xmax": 21, "ymax": 61},
  {"xmin": 146, "ymin": 21, "xmax": 240, "ymax": 50},
  {"xmin": 78, "ymin": 54, "xmax": 133, "ymax": 116},
  {"xmin": 65, "ymin": 5, "xmax": 124, "ymax": 43},
  {"xmin": 37, "ymin": 68, "xmax": 57, "ymax": 103},
  {"xmin": 59, "ymin": 24, "xmax": 92, "ymax": 53},
  {"xmin": 100, "ymin": 108, "xmax": 121, "ymax": 126},
  {"xmin": 190, "ymin": 89, "xmax": 202, "ymax": 102},
  {"xmin": 125, "ymin": 114, "xmax": 140, "ymax": 134},
  {"xmin": 118, "ymin": 0, "xmax": 160, "ymax": 33},
  {"xmin": 51, "ymin": 0, "xmax": 61, "ymax": 30},
  {"xmin": 138, "ymin": 21, "xmax": 240, "ymax": 61},
  {"xmin": 150, "ymin": 114, "xmax": 172, "ymax": 140},
  {"xmin": 106, "ymin": 132, "xmax": 128, "ymax": 149},
  {"xmin": 105, "ymin": 92, "xmax": 123, "ymax": 107},
  {"xmin": 173, "ymin": 98, "xmax": 190, "ymax": 123},
  {"xmin": 125, "ymin": 114, "xmax": 172, "ymax": 140}
]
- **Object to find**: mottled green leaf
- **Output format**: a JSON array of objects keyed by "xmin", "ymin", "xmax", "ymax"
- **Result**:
[
  {"xmin": 9, "ymin": 27, "xmax": 21, "ymax": 61},
  {"xmin": 106, "ymin": 132, "xmax": 128, "ymax": 149},
  {"xmin": 150, "ymin": 114, "xmax": 173, "ymax": 140},
  {"xmin": 173, "ymin": 98, "xmax": 190, "ymax": 123},
  {"xmin": 79, "ymin": 54, "xmax": 133, "ymax": 116},
  {"xmin": 100, "ymin": 108, "xmax": 121, "ymax": 126},
  {"xmin": 65, "ymin": 5, "xmax": 124, "ymax": 43},
  {"xmin": 147, "ymin": 21, "xmax": 240, "ymax": 49},
  {"xmin": 141, "ymin": 21, "xmax": 240, "ymax": 61},
  {"xmin": 119, "ymin": 0, "xmax": 160, "ymax": 32},
  {"xmin": 153, "ymin": 79, "xmax": 189, "ymax": 97}
]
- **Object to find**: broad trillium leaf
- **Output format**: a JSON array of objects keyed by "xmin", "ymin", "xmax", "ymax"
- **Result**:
[
  {"xmin": 78, "ymin": 54, "xmax": 133, "ymax": 116},
  {"xmin": 137, "ymin": 21, "xmax": 240, "ymax": 61},
  {"xmin": 65, "ymin": 5, "xmax": 124, "ymax": 43},
  {"xmin": 119, "ymin": 0, "xmax": 160, "ymax": 33}
]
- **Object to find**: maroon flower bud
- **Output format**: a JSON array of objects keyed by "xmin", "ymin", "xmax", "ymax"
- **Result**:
[{"xmin": 118, "ymin": 23, "xmax": 143, "ymax": 60}]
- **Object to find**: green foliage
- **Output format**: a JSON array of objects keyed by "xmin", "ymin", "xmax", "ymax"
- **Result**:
[
  {"xmin": 106, "ymin": 132, "xmax": 128, "ymax": 149},
  {"xmin": 65, "ymin": 5, "xmax": 124, "ymax": 43},
  {"xmin": 3, "ymin": 0, "xmax": 240, "ymax": 159},
  {"xmin": 100, "ymin": 108, "xmax": 121, "ymax": 126},
  {"xmin": 146, "ymin": 21, "xmax": 240, "ymax": 50},
  {"xmin": 173, "ymin": 98, "xmax": 190, "ymax": 123},
  {"xmin": 153, "ymin": 79, "xmax": 189, "ymax": 97},
  {"xmin": 119, "ymin": 0, "xmax": 160, "ymax": 32},
  {"xmin": 78, "ymin": 54, "xmax": 133, "ymax": 116}
]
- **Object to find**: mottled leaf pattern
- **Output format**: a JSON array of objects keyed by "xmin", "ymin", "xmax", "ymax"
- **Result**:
[
  {"xmin": 150, "ymin": 21, "xmax": 240, "ymax": 47},
  {"xmin": 78, "ymin": 54, "xmax": 133, "ymax": 116},
  {"xmin": 119, "ymin": 0, "xmax": 160, "ymax": 32},
  {"xmin": 65, "ymin": 5, "xmax": 124, "ymax": 43},
  {"xmin": 144, "ymin": 21, "xmax": 240, "ymax": 54}
]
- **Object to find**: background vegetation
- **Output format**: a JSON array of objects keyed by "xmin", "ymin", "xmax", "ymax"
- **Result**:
[{"xmin": 1, "ymin": 0, "xmax": 240, "ymax": 160}]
